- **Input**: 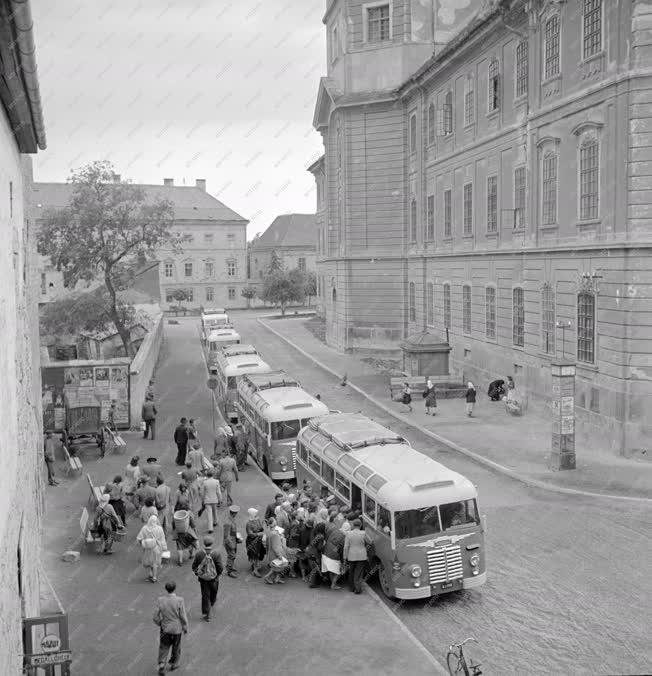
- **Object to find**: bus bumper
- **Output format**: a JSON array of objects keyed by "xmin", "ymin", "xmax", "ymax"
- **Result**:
[
  {"xmin": 394, "ymin": 586, "xmax": 432, "ymax": 600},
  {"xmin": 462, "ymin": 571, "xmax": 487, "ymax": 589},
  {"xmin": 270, "ymin": 470, "xmax": 295, "ymax": 481}
]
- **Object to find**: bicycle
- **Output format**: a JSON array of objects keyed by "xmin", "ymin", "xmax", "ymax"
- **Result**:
[{"xmin": 446, "ymin": 637, "xmax": 482, "ymax": 675}]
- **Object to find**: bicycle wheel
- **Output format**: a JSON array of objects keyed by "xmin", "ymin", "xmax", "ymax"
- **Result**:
[{"xmin": 447, "ymin": 650, "xmax": 470, "ymax": 676}]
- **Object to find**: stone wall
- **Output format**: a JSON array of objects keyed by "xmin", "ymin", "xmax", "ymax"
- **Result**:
[{"xmin": 129, "ymin": 311, "xmax": 164, "ymax": 427}]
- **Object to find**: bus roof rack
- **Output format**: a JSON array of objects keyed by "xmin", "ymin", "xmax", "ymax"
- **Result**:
[
  {"xmin": 242, "ymin": 371, "xmax": 300, "ymax": 391},
  {"xmin": 307, "ymin": 413, "xmax": 408, "ymax": 452},
  {"xmin": 222, "ymin": 344, "xmax": 257, "ymax": 357}
]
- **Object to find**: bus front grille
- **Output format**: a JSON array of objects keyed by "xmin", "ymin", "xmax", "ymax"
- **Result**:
[
  {"xmin": 427, "ymin": 546, "xmax": 463, "ymax": 584},
  {"xmin": 292, "ymin": 449, "xmax": 297, "ymax": 471}
]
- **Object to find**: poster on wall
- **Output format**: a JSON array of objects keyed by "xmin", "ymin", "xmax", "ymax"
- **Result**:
[{"xmin": 41, "ymin": 361, "xmax": 131, "ymax": 432}]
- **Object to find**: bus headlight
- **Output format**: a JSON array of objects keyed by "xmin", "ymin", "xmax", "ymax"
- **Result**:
[
  {"xmin": 470, "ymin": 554, "xmax": 480, "ymax": 567},
  {"xmin": 279, "ymin": 456, "xmax": 287, "ymax": 466},
  {"xmin": 410, "ymin": 565, "xmax": 422, "ymax": 578}
]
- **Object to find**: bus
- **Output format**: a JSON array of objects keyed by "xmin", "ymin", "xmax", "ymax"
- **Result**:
[
  {"xmin": 206, "ymin": 328, "xmax": 241, "ymax": 354},
  {"xmin": 296, "ymin": 412, "xmax": 486, "ymax": 601},
  {"xmin": 236, "ymin": 371, "xmax": 329, "ymax": 481},
  {"xmin": 201, "ymin": 313, "xmax": 231, "ymax": 341},
  {"xmin": 208, "ymin": 344, "xmax": 259, "ymax": 374},
  {"xmin": 212, "ymin": 352, "xmax": 271, "ymax": 423}
]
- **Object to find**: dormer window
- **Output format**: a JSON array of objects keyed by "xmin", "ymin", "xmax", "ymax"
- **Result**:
[{"xmin": 365, "ymin": 3, "xmax": 391, "ymax": 44}]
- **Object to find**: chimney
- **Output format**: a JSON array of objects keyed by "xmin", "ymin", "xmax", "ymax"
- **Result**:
[
  {"xmin": 112, "ymin": 173, "xmax": 121, "ymax": 183},
  {"xmin": 195, "ymin": 179, "xmax": 206, "ymax": 191},
  {"xmin": 163, "ymin": 178, "xmax": 174, "ymax": 186}
]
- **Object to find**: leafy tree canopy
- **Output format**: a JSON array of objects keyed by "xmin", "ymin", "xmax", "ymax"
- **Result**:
[
  {"xmin": 260, "ymin": 269, "xmax": 306, "ymax": 315},
  {"xmin": 268, "ymin": 249, "xmax": 283, "ymax": 274}
]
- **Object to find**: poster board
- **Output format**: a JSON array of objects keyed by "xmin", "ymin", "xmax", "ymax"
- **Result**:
[{"xmin": 42, "ymin": 360, "xmax": 131, "ymax": 432}]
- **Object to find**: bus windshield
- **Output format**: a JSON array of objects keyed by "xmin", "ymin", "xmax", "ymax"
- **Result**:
[
  {"xmin": 227, "ymin": 376, "xmax": 236, "ymax": 389},
  {"xmin": 440, "ymin": 499, "xmax": 479, "ymax": 530},
  {"xmin": 394, "ymin": 506, "xmax": 441, "ymax": 540},
  {"xmin": 271, "ymin": 419, "xmax": 301, "ymax": 440}
]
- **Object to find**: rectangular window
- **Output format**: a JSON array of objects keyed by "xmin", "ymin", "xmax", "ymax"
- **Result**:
[
  {"xmin": 426, "ymin": 282, "xmax": 434, "ymax": 326},
  {"xmin": 184, "ymin": 262, "xmax": 193, "ymax": 277},
  {"xmin": 186, "ymin": 288, "xmax": 194, "ymax": 302},
  {"xmin": 227, "ymin": 261, "xmax": 236, "ymax": 276},
  {"xmin": 579, "ymin": 139, "xmax": 599, "ymax": 221},
  {"xmin": 40, "ymin": 273, "xmax": 46, "ymax": 295},
  {"xmin": 206, "ymin": 287, "xmax": 214, "ymax": 302},
  {"xmin": 583, "ymin": 0, "xmax": 602, "ymax": 60},
  {"xmin": 544, "ymin": 15, "xmax": 560, "ymax": 79},
  {"xmin": 443, "ymin": 283, "xmax": 451, "ymax": 328},
  {"xmin": 321, "ymin": 461, "xmax": 335, "ymax": 487},
  {"xmin": 542, "ymin": 153, "xmax": 558, "ymax": 225},
  {"xmin": 410, "ymin": 199, "xmax": 417, "ymax": 242},
  {"xmin": 203, "ymin": 233, "xmax": 214, "ymax": 244},
  {"xmin": 542, "ymin": 284, "xmax": 555, "ymax": 354},
  {"xmin": 308, "ymin": 450, "xmax": 321, "ymax": 474},
  {"xmin": 464, "ymin": 76, "xmax": 474, "ymax": 126},
  {"xmin": 367, "ymin": 4, "xmax": 390, "ymax": 43},
  {"xmin": 516, "ymin": 40, "xmax": 528, "ymax": 98},
  {"xmin": 165, "ymin": 290, "xmax": 174, "ymax": 303},
  {"xmin": 444, "ymin": 189, "xmax": 452, "ymax": 237},
  {"xmin": 487, "ymin": 176, "xmax": 498, "ymax": 232},
  {"xmin": 363, "ymin": 494, "xmax": 377, "ymax": 523},
  {"xmin": 409, "ymin": 113, "xmax": 417, "ymax": 153},
  {"xmin": 298, "ymin": 257, "xmax": 306, "ymax": 271},
  {"xmin": 205, "ymin": 261, "xmax": 214, "ymax": 277},
  {"xmin": 426, "ymin": 195, "xmax": 435, "ymax": 241},
  {"xmin": 513, "ymin": 287, "xmax": 525, "ymax": 346},
  {"xmin": 488, "ymin": 59, "xmax": 500, "ymax": 112},
  {"xmin": 514, "ymin": 166, "xmax": 526, "ymax": 228},
  {"xmin": 164, "ymin": 262, "xmax": 173, "ymax": 278},
  {"xmin": 409, "ymin": 282, "xmax": 416, "ymax": 322},
  {"xmin": 228, "ymin": 287, "xmax": 236, "ymax": 300},
  {"xmin": 463, "ymin": 284, "xmax": 472, "ymax": 334},
  {"xmin": 335, "ymin": 471, "xmax": 350, "ymax": 501},
  {"xmin": 463, "ymin": 183, "xmax": 473, "ymax": 235},
  {"xmin": 443, "ymin": 92, "xmax": 453, "ymax": 135},
  {"xmin": 427, "ymin": 104, "xmax": 435, "ymax": 145},
  {"xmin": 485, "ymin": 287, "xmax": 496, "ymax": 339},
  {"xmin": 577, "ymin": 292, "xmax": 595, "ymax": 363},
  {"xmin": 227, "ymin": 233, "xmax": 235, "ymax": 247}
]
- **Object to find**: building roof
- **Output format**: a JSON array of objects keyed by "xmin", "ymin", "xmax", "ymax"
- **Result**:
[
  {"xmin": 250, "ymin": 213, "xmax": 317, "ymax": 249},
  {"xmin": 31, "ymin": 182, "xmax": 248, "ymax": 223}
]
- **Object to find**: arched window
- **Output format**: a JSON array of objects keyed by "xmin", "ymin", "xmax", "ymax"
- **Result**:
[
  {"xmin": 541, "ymin": 151, "xmax": 558, "ymax": 225},
  {"xmin": 409, "ymin": 198, "xmax": 417, "ymax": 242},
  {"xmin": 515, "ymin": 40, "xmax": 528, "ymax": 98},
  {"xmin": 512, "ymin": 287, "xmax": 525, "ymax": 346},
  {"xmin": 577, "ymin": 292, "xmax": 595, "ymax": 363},
  {"xmin": 579, "ymin": 136, "xmax": 599, "ymax": 220},
  {"xmin": 488, "ymin": 58, "xmax": 500, "ymax": 112},
  {"xmin": 544, "ymin": 15, "xmax": 560, "ymax": 79},
  {"xmin": 409, "ymin": 282, "xmax": 416, "ymax": 322},
  {"xmin": 485, "ymin": 287, "xmax": 496, "ymax": 339},
  {"xmin": 426, "ymin": 282, "xmax": 434, "ymax": 326},
  {"xmin": 427, "ymin": 103, "xmax": 435, "ymax": 145}
]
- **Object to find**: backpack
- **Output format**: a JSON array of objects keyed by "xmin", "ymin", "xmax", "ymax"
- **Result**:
[{"xmin": 196, "ymin": 550, "xmax": 217, "ymax": 580}]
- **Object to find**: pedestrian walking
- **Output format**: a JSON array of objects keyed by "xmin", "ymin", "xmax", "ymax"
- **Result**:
[
  {"xmin": 233, "ymin": 424, "xmax": 248, "ymax": 471},
  {"xmin": 134, "ymin": 477, "xmax": 157, "ymax": 512},
  {"xmin": 93, "ymin": 493, "xmax": 123, "ymax": 555},
  {"xmin": 306, "ymin": 521, "xmax": 327, "ymax": 588},
  {"xmin": 174, "ymin": 418, "xmax": 189, "ymax": 466},
  {"xmin": 423, "ymin": 378, "xmax": 437, "ymax": 416},
  {"xmin": 343, "ymin": 519, "xmax": 370, "ymax": 594},
  {"xmin": 212, "ymin": 427, "xmax": 227, "ymax": 461},
  {"xmin": 173, "ymin": 507, "xmax": 198, "ymax": 566},
  {"xmin": 263, "ymin": 518, "xmax": 289, "ymax": 585},
  {"xmin": 265, "ymin": 493, "xmax": 284, "ymax": 520},
  {"xmin": 140, "ymin": 497, "xmax": 158, "ymax": 524},
  {"xmin": 155, "ymin": 476, "xmax": 172, "ymax": 532},
  {"xmin": 43, "ymin": 431, "xmax": 59, "ymax": 486},
  {"xmin": 124, "ymin": 456, "xmax": 141, "ymax": 494},
  {"xmin": 322, "ymin": 521, "xmax": 345, "ymax": 590},
  {"xmin": 401, "ymin": 382, "xmax": 412, "ymax": 412},
  {"xmin": 216, "ymin": 451, "xmax": 238, "ymax": 506},
  {"xmin": 142, "ymin": 457, "xmax": 163, "ymax": 484},
  {"xmin": 223, "ymin": 505, "xmax": 240, "ymax": 578},
  {"xmin": 245, "ymin": 508, "xmax": 265, "ymax": 577},
  {"xmin": 141, "ymin": 398, "xmax": 157, "ymax": 440},
  {"xmin": 465, "ymin": 382, "xmax": 477, "ymax": 417},
  {"xmin": 187, "ymin": 442, "xmax": 209, "ymax": 473},
  {"xmin": 136, "ymin": 514, "xmax": 167, "ymax": 583},
  {"xmin": 200, "ymin": 469, "xmax": 222, "ymax": 533},
  {"xmin": 145, "ymin": 379, "xmax": 156, "ymax": 402},
  {"xmin": 192, "ymin": 536, "xmax": 224, "ymax": 622},
  {"xmin": 153, "ymin": 581, "xmax": 188, "ymax": 675},
  {"xmin": 181, "ymin": 463, "xmax": 201, "ymax": 515},
  {"xmin": 106, "ymin": 475, "xmax": 127, "ymax": 524}
]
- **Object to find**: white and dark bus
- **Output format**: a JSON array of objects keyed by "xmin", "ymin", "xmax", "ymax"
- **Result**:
[
  {"xmin": 236, "ymin": 371, "xmax": 329, "ymax": 481},
  {"xmin": 296, "ymin": 412, "xmax": 486, "ymax": 601},
  {"xmin": 212, "ymin": 352, "xmax": 271, "ymax": 423}
]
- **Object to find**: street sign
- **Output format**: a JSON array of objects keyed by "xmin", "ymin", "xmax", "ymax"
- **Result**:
[
  {"xmin": 207, "ymin": 378, "xmax": 218, "ymax": 390},
  {"xmin": 26, "ymin": 651, "xmax": 72, "ymax": 667}
]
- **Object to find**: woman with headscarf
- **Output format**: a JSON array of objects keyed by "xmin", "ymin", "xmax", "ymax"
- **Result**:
[
  {"xmin": 136, "ymin": 514, "xmax": 167, "ymax": 582},
  {"xmin": 123, "ymin": 456, "xmax": 141, "ymax": 516},
  {"xmin": 263, "ymin": 517, "xmax": 289, "ymax": 585},
  {"xmin": 465, "ymin": 382, "xmax": 477, "ymax": 417},
  {"xmin": 401, "ymin": 382, "xmax": 412, "ymax": 412},
  {"xmin": 423, "ymin": 378, "xmax": 437, "ymax": 415},
  {"xmin": 93, "ymin": 493, "xmax": 123, "ymax": 555},
  {"xmin": 245, "ymin": 507, "xmax": 266, "ymax": 577}
]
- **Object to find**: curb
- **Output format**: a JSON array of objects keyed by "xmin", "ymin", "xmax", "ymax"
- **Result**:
[{"xmin": 257, "ymin": 317, "xmax": 652, "ymax": 504}]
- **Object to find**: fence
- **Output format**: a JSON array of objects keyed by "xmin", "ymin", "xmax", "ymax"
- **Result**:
[{"xmin": 129, "ymin": 312, "xmax": 164, "ymax": 428}]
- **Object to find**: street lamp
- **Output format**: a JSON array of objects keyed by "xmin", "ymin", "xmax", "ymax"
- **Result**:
[{"xmin": 556, "ymin": 320, "xmax": 572, "ymax": 359}]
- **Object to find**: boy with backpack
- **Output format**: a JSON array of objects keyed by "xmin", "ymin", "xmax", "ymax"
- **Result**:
[{"xmin": 191, "ymin": 536, "xmax": 224, "ymax": 622}]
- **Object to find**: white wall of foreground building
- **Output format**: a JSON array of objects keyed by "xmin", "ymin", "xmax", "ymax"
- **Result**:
[{"xmin": 0, "ymin": 122, "xmax": 44, "ymax": 671}]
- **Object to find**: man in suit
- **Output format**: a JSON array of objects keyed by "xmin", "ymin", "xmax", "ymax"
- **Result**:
[
  {"xmin": 343, "ymin": 519, "xmax": 371, "ymax": 594},
  {"xmin": 152, "ymin": 581, "xmax": 188, "ymax": 674},
  {"xmin": 141, "ymin": 397, "xmax": 157, "ymax": 440},
  {"xmin": 174, "ymin": 418, "xmax": 189, "ymax": 466}
]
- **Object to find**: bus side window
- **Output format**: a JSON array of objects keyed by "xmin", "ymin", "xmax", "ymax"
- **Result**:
[
  {"xmin": 378, "ymin": 505, "xmax": 391, "ymax": 534},
  {"xmin": 363, "ymin": 493, "xmax": 376, "ymax": 524}
]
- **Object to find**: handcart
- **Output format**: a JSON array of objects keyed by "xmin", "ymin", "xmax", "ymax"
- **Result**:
[{"xmin": 65, "ymin": 406, "xmax": 105, "ymax": 457}]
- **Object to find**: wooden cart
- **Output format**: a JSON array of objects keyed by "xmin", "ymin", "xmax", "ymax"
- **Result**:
[{"xmin": 65, "ymin": 406, "xmax": 105, "ymax": 457}]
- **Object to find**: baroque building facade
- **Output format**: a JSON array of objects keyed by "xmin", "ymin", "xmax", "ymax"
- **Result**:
[{"xmin": 310, "ymin": 0, "xmax": 652, "ymax": 456}]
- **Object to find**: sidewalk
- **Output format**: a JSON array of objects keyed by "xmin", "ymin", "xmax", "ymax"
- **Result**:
[
  {"xmin": 259, "ymin": 317, "xmax": 652, "ymax": 501},
  {"xmin": 42, "ymin": 319, "xmax": 442, "ymax": 675}
]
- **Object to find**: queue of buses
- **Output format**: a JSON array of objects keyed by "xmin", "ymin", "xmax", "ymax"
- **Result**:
[{"xmin": 203, "ymin": 314, "xmax": 487, "ymax": 602}]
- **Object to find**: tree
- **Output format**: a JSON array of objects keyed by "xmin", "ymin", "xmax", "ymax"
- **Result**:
[
  {"xmin": 260, "ymin": 270, "xmax": 305, "ymax": 315},
  {"xmin": 304, "ymin": 271, "xmax": 317, "ymax": 307},
  {"xmin": 241, "ymin": 285, "xmax": 257, "ymax": 308},
  {"xmin": 37, "ymin": 160, "xmax": 182, "ymax": 357},
  {"xmin": 268, "ymin": 249, "xmax": 283, "ymax": 274},
  {"xmin": 172, "ymin": 289, "xmax": 190, "ymax": 315}
]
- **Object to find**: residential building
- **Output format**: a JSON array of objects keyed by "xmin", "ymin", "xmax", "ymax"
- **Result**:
[
  {"xmin": 32, "ymin": 178, "xmax": 249, "ymax": 310},
  {"xmin": 0, "ymin": 1, "xmax": 48, "ymax": 672},
  {"xmin": 310, "ymin": 0, "xmax": 652, "ymax": 456},
  {"xmin": 248, "ymin": 213, "xmax": 318, "ymax": 285}
]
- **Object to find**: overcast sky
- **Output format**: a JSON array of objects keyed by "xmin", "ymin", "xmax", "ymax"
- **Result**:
[{"xmin": 31, "ymin": 0, "xmax": 326, "ymax": 238}]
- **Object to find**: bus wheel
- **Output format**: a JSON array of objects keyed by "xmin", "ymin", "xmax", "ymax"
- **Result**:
[
  {"xmin": 262, "ymin": 457, "xmax": 269, "ymax": 476},
  {"xmin": 378, "ymin": 563, "xmax": 396, "ymax": 600}
]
